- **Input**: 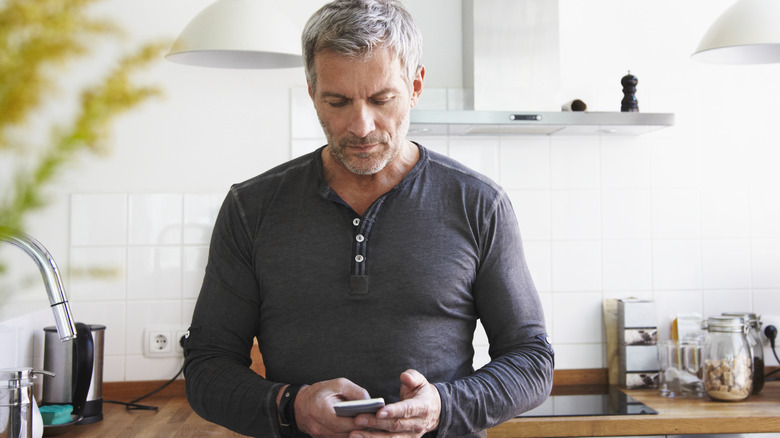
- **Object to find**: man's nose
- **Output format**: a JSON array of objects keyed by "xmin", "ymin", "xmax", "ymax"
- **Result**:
[{"xmin": 348, "ymin": 103, "xmax": 376, "ymax": 138}]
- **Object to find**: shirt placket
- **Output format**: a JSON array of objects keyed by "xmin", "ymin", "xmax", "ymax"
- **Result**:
[{"xmin": 349, "ymin": 198, "xmax": 385, "ymax": 295}]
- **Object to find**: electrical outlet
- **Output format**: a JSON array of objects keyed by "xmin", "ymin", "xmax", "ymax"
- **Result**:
[{"xmin": 144, "ymin": 326, "xmax": 188, "ymax": 358}]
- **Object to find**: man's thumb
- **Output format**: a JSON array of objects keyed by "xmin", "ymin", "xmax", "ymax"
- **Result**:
[{"xmin": 400, "ymin": 369, "xmax": 426, "ymax": 390}]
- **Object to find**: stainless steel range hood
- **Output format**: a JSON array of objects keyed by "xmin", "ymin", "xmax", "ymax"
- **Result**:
[{"xmin": 409, "ymin": 0, "xmax": 674, "ymax": 136}]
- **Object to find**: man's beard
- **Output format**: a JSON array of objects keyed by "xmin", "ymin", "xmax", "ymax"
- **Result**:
[
  {"xmin": 320, "ymin": 113, "xmax": 411, "ymax": 176},
  {"xmin": 326, "ymin": 134, "xmax": 399, "ymax": 175}
]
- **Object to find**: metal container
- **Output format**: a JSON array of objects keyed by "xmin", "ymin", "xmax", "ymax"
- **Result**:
[
  {"xmin": 0, "ymin": 368, "xmax": 52, "ymax": 438},
  {"xmin": 42, "ymin": 324, "xmax": 105, "ymax": 424}
]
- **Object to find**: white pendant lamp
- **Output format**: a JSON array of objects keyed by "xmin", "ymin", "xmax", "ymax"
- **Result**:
[
  {"xmin": 691, "ymin": 0, "xmax": 780, "ymax": 64},
  {"xmin": 166, "ymin": 0, "xmax": 303, "ymax": 69}
]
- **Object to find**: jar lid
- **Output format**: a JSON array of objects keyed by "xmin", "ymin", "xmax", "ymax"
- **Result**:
[
  {"xmin": 722, "ymin": 312, "xmax": 761, "ymax": 327},
  {"xmin": 703, "ymin": 315, "xmax": 747, "ymax": 333}
]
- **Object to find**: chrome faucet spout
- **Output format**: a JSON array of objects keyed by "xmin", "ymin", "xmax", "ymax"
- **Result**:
[{"xmin": 1, "ymin": 228, "xmax": 77, "ymax": 340}]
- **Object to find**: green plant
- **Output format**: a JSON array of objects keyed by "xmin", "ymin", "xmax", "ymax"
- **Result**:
[{"xmin": 0, "ymin": 0, "xmax": 166, "ymax": 240}]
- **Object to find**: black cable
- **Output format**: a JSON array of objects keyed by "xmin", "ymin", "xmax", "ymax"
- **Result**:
[
  {"xmin": 765, "ymin": 325, "xmax": 779, "ymax": 381},
  {"xmin": 770, "ymin": 340, "xmax": 780, "ymax": 367},
  {"xmin": 104, "ymin": 362, "xmax": 185, "ymax": 411},
  {"xmin": 104, "ymin": 334, "xmax": 188, "ymax": 411},
  {"xmin": 767, "ymin": 344, "xmax": 780, "ymax": 380}
]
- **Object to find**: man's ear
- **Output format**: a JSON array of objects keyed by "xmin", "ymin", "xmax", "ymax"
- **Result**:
[
  {"xmin": 307, "ymin": 80, "xmax": 314, "ymax": 100},
  {"xmin": 410, "ymin": 66, "xmax": 425, "ymax": 108}
]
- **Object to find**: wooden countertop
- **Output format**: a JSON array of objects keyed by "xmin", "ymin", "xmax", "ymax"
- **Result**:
[
  {"xmin": 43, "ymin": 394, "xmax": 247, "ymax": 438},
  {"xmin": 488, "ymin": 381, "xmax": 780, "ymax": 437},
  {"xmin": 45, "ymin": 379, "xmax": 780, "ymax": 438}
]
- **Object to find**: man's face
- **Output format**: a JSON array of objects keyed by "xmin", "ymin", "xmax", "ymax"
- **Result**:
[{"xmin": 308, "ymin": 47, "xmax": 423, "ymax": 176}]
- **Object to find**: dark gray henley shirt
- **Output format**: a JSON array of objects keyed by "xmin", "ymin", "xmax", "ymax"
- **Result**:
[{"xmin": 184, "ymin": 144, "xmax": 554, "ymax": 437}]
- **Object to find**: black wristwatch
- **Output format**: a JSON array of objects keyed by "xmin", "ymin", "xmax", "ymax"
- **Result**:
[{"xmin": 278, "ymin": 385, "xmax": 303, "ymax": 438}]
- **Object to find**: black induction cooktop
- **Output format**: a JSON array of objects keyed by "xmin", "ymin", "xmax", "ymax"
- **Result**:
[{"xmin": 516, "ymin": 386, "xmax": 658, "ymax": 417}]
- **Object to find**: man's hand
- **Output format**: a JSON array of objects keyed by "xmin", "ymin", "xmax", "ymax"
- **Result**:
[
  {"xmin": 293, "ymin": 378, "xmax": 372, "ymax": 438},
  {"xmin": 350, "ymin": 369, "xmax": 441, "ymax": 438}
]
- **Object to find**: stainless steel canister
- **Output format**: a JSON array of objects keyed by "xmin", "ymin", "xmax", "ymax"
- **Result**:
[
  {"xmin": 0, "ymin": 368, "xmax": 53, "ymax": 438},
  {"xmin": 42, "ymin": 324, "xmax": 105, "ymax": 424}
]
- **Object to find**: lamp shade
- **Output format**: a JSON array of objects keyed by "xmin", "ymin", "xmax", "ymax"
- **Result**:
[
  {"xmin": 166, "ymin": 0, "xmax": 303, "ymax": 69},
  {"xmin": 691, "ymin": 0, "xmax": 780, "ymax": 64}
]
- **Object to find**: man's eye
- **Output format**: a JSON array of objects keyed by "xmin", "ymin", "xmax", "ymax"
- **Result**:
[
  {"xmin": 372, "ymin": 97, "xmax": 393, "ymax": 105},
  {"xmin": 328, "ymin": 100, "xmax": 348, "ymax": 108}
]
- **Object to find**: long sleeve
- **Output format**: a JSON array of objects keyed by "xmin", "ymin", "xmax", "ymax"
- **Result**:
[
  {"xmin": 433, "ymin": 190, "xmax": 555, "ymax": 437},
  {"xmin": 183, "ymin": 188, "xmax": 284, "ymax": 437},
  {"xmin": 434, "ymin": 336, "xmax": 554, "ymax": 437}
]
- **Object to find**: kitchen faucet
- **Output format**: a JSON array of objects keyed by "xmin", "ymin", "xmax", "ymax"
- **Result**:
[{"xmin": 0, "ymin": 228, "xmax": 77, "ymax": 340}]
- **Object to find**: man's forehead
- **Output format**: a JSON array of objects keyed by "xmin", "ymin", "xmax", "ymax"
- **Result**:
[{"xmin": 312, "ymin": 49, "xmax": 407, "ymax": 93}]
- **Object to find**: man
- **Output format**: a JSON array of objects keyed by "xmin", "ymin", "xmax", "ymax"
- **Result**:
[{"xmin": 183, "ymin": 1, "xmax": 554, "ymax": 437}]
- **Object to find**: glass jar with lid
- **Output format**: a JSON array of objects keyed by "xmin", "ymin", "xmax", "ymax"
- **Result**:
[
  {"xmin": 701, "ymin": 316, "xmax": 753, "ymax": 401},
  {"xmin": 722, "ymin": 312, "xmax": 765, "ymax": 394}
]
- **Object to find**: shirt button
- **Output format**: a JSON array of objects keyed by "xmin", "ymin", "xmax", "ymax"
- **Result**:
[
  {"xmin": 355, "ymin": 255, "xmax": 364, "ymax": 263},
  {"xmin": 353, "ymin": 218, "xmax": 360, "ymax": 226},
  {"xmin": 355, "ymin": 234, "xmax": 365, "ymax": 242}
]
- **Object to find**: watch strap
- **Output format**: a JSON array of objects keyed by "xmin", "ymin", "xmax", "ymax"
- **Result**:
[{"xmin": 278, "ymin": 385, "xmax": 303, "ymax": 437}]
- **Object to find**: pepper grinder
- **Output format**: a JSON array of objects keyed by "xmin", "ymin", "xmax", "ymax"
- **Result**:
[{"xmin": 620, "ymin": 71, "xmax": 639, "ymax": 112}]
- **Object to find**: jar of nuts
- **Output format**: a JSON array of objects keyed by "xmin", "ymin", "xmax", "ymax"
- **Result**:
[
  {"xmin": 722, "ymin": 312, "xmax": 765, "ymax": 395},
  {"xmin": 702, "ymin": 316, "xmax": 753, "ymax": 401}
]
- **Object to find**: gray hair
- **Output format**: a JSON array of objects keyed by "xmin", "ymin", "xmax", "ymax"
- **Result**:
[{"xmin": 302, "ymin": 0, "xmax": 423, "ymax": 89}]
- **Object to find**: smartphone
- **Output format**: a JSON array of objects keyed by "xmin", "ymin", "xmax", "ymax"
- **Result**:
[{"xmin": 333, "ymin": 398, "xmax": 385, "ymax": 417}]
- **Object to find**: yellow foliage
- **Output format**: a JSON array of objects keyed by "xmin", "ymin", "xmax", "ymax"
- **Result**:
[
  {"xmin": 0, "ymin": 0, "xmax": 167, "ymax": 236},
  {"xmin": 0, "ymin": 0, "xmax": 118, "ymax": 144}
]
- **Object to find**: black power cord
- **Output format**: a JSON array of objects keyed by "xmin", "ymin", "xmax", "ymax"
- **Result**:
[
  {"xmin": 104, "ymin": 334, "xmax": 188, "ymax": 411},
  {"xmin": 765, "ymin": 325, "xmax": 779, "ymax": 381}
]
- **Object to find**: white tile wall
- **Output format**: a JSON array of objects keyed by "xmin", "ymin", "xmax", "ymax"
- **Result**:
[
  {"xmin": 130, "ymin": 195, "xmax": 182, "ymax": 245},
  {"xmin": 550, "ymin": 139, "xmax": 601, "ymax": 189},
  {"xmin": 500, "ymin": 138, "xmax": 551, "ymax": 190},
  {"xmin": 70, "ymin": 194, "xmax": 127, "ymax": 246},
  {"xmin": 449, "ymin": 136, "xmax": 500, "ymax": 181},
  {"xmin": 62, "ymin": 193, "xmax": 222, "ymax": 380},
  {"xmin": 602, "ymin": 240, "xmax": 653, "ymax": 292},
  {"xmin": 601, "ymin": 190, "xmax": 652, "ymax": 239}
]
